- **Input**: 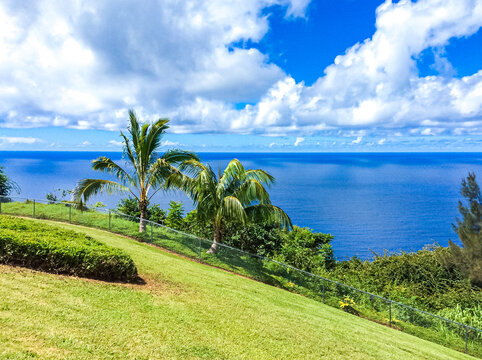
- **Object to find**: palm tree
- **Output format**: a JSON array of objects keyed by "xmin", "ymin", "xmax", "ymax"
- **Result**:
[
  {"xmin": 72, "ymin": 109, "xmax": 198, "ymax": 232},
  {"xmin": 167, "ymin": 158, "xmax": 292, "ymax": 253}
]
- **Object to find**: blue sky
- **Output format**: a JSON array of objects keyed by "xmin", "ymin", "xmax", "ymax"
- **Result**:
[{"xmin": 0, "ymin": 0, "xmax": 482, "ymax": 152}]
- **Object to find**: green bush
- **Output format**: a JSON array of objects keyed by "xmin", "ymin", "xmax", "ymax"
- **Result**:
[
  {"xmin": 224, "ymin": 222, "xmax": 284, "ymax": 257},
  {"xmin": 165, "ymin": 201, "xmax": 184, "ymax": 230},
  {"xmin": 330, "ymin": 248, "xmax": 480, "ymax": 311},
  {"xmin": 275, "ymin": 226, "xmax": 334, "ymax": 272},
  {"xmin": 116, "ymin": 197, "xmax": 166, "ymax": 225},
  {"xmin": 0, "ymin": 215, "xmax": 138, "ymax": 282}
]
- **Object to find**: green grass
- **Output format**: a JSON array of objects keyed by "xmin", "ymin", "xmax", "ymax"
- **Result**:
[
  {"xmin": 0, "ymin": 218, "xmax": 476, "ymax": 359},
  {"xmin": 1, "ymin": 201, "xmax": 481, "ymax": 356}
]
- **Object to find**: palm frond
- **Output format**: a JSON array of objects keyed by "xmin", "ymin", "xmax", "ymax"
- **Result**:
[
  {"xmin": 219, "ymin": 196, "xmax": 247, "ymax": 225},
  {"xmin": 128, "ymin": 110, "xmax": 141, "ymax": 152},
  {"xmin": 232, "ymin": 179, "xmax": 271, "ymax": 207},
  {"xmin": 119, "ymin": 131, "xmax": 137, "ymax": 167},
  {"xmin": 142, "ymin": 119, "xmax": 169, "ymax": 168},
  {"xmin": 72, "ymin": 179, "xmax": 131, "ymax": 204},
  {"xmin": 91, "ymin": 157, "xmax": 135, "ymax": 186},
  {"xmin": 218, "ymin": 159, "xmax": 245, "ymax": 191},
  {"xmin": 244, "ymin": 169, "xmax": 275, "ymax": 186},
  {"xmin": 162, "ymin": 149, "xmax": 199, "ymax": 165},
  {"xmin": 165, "ymin": 172, "xmax": 199, "ymax": 202},
  {"xmin": 244, "ymin": 204, "xmax": 292, "ymax": 229}
]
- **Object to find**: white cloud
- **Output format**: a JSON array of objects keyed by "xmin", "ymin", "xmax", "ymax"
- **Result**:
[
  {"xmin": 109, "ymin": 140, "xmax": 123, "ymax": 146},
  {"xmin": 294, "ymin": 137, "xmax": 305, "ymax": 146},
  {"xmin": 0, "ymin": 0, "xmax": 304, "ymax": 130},
  {"xmin": 351, "ymin": 136, "xmax": 363, "ymax": 145},
  {"xmin": 161, "ymin": 140, "xmax": 180, "ymax": 146},
  {"xmin": 377, "ymin": 138, "xmax": 386, "ymax": 145},
  {"xmin": 0, "ymin": 0, "xmax": 481, "ymax": 140},
  {"xmin": 0, "ymin": 136, "xmax": 40, "ymax": 144},
  {"xmin": 78, "ymin": 141, "xmax": 91, "ymax": 147}
]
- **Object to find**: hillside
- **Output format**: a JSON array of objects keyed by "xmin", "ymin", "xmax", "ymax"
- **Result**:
[{"xmin": 0, "ymin": 219, "xmax": 474, "ymax": 359}]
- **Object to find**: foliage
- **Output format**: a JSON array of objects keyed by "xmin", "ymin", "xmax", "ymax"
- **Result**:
[
  {"xmin": 72, "ymin": 109, "xmax": 198, "ymax": 232},
  {"xmin": 167, "ymin": 158, "xmax": 291, "ymax": 252},
  {"xmin": 164, "ymin": 201, "xmax": 184, "ymax": 230},
  {"xmin": 117, "ymin": 197, "xmax": 141, "ymax": 218},
  {"xmin": 0, "ymin": 166, "xmax": 20, "ymax": 200},
  {"xmin": 330, "ymin": 249, "xmax": 479, "ymax": 311},
  {"xmin": 223, "ymin": 222, "xmax": 284, "ymax": 257},
  {"xmin": 0, "ymin": 215, "xmax": 138, "ymax": 282},
  {"xmin": 116, "ymin": 197, "xmax": 166, "ymax": 225},
  {"xmin": 181, "ymin": 209, "xmax": 212, "ymax": 239},
  {"xmin": 275, "ymin": 226, "xmax": 334, "ymax": 272},
  {"xmin": 339, "ymin": 296, "xmax": 358, "ymax": 315},
  {"xmin": 149, "ymin": 204, "xmax": 166, "ymax": 225},
  {"xmin": 46, "ymin": 192, "xmax": 58, "ymax": 204},
  {"xmin": 441, "ymin": 172, "xmax": 482, "ymax": 287},
  {"xmin": 46, "ymin": 188, "xmax": 72, "ymax": 204},
  {"xmin": 438, "ymin": 304, "xmax": 482, "ymax": 339}
]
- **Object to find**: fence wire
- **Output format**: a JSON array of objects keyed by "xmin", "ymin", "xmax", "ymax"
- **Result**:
[{"xmin": 0, "ymin": 196, "xmax": 481, "ymax": 356}]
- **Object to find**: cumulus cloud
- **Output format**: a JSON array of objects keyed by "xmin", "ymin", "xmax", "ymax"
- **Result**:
[
  {"xmin": 0, "ymin": 0, "xmax": 482, "ymax": 139},
  {"xmin": 377, "ymin": 138, "xmax": 386, "ymax": 145},
  {"xmin": 108, "ymin": 140, "xmax": 123, "ymax": 146},
  {"xmin": 0, "ymin": 0, "xmax": 301, "ymax": 130},
  {"xmin": 351, "ymin": 136, "xmax": 363, "ymax": 145},
  {"xmin": 236, "ymin": 0, "xmax": 482, "ymax": 137},
  {"xmin": 294, "ymin": 137, "xmax": 305, "ymax": 146}
]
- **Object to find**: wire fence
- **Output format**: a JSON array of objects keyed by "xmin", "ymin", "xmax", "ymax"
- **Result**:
[{"xmin": 0, "ymin": 195, "xmax": 481, "ymax": 357}]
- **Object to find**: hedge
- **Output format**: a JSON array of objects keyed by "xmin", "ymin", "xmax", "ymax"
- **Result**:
[{"xmin": 0, "ymin": 215, "xmax": 138, "ymax": 282}]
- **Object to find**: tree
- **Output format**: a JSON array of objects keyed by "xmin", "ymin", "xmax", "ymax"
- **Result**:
[
  {"xmin": 72, "ymin": 109, "xmax": 198, "ymax": 232},
  {"xmin": 0, "ymin": 166, "xmax": 20, "ymax": 200},
  {"xmin": 443, "ymin": 172, "xmax": 482, "ymax": 287},
  {"xmin": 167, "ymin": 158, "xmax": 291, "ymax": 253},
  {"xmin": 164, "ymin": 201, "xmax": 184, "ymax": 230}
]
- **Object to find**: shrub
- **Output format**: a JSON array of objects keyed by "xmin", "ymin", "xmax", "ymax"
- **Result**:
[
  {"xmin": 276, "ymin": 226, "xmax": 334, "ymax": 272},
  {"xmin": 116, "ymin": 198, "xmax": 166, "ymax": 225},
  {"xmin": 117, "ymin": 197, "xmax": 141, "ymax": 219},
  {"xmin": 0, "ymin": 215, "xmax": 138, "ymax": 282},
  {"xmin": 165, "ymin": 201, "xmax": 184, "ymax": 230},
  {"xmin": 149, "ymin": 204, "xmax": 166, "ymax": 225},
  {"xmin": 331, "ymin": 248, "xmax": 479, "ymax": 311},
  {"xmin": 224, "ymin": 222, "xmax": 284, "ymax": 257},
  {"xmin": 182, "ymin": 210, "xmax": 212, "ymax": 239}
]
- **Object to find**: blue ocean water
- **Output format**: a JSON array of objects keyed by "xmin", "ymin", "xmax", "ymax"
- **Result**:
[{"xmin": 1, "ymin": 151, "xmax": 481, "ymax": 259}]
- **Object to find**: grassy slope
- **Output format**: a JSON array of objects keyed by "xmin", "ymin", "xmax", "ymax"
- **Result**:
[{"xmin": 0, "ymin": 220, "xmax": 474, "ymax": 360}]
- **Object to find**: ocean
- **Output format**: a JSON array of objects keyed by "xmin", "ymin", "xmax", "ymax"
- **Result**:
[{"xmin": 1, "ymin": 151, "xmax": 481, "ymax": 259}]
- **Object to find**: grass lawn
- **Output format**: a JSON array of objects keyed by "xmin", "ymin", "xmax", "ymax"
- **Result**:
[{"xmin": 0, "ymin": 218, "xmax": 476, "ymax": 359}]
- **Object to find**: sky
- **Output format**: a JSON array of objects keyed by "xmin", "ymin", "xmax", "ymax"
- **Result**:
[{"xmin": 0, "ymin": 0, "xmax": 482, "ymax": 152}]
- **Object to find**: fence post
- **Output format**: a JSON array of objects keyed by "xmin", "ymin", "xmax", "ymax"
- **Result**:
[
  {"xmin": 33, "ymin": 200, "xmax": 36, "ymax": 218},
  {"xmin": 389, "ymin": 301, "xmax": 392, "ymax": 327},
  {"xmin": 69, "ymin": 205, "xmax": 71, "ymax": 223},
  {"xmin": 322, "ymin": 279, "xmax": 326, "ymax": 304},
  {"xmin": 465, "ymin": 326, "xmax": 468, "ymax": 354},
  {"xmin": 198, "ymin": 237, "xmax": 202, "ymax": 261},
  {"xmin": 150, "ymin": 222, "xmax": 153, "ymax": 242},
  {"xmin": 108, "ymin": 210, "xmax": 111, "ymax": 231},
  {"xmin": 0, "ymin": 200, "xmax": 2, "ymax": 214}
]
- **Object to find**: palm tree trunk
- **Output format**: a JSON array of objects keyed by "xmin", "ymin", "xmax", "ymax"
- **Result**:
[
  {"xmin": 207, "ymin": 226, "xmax": 222, "ymax": 254},
  {"xmin": 139, "ymin": 201, "xmax": 148, "ymax": 232}
]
